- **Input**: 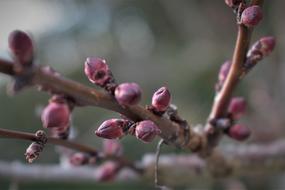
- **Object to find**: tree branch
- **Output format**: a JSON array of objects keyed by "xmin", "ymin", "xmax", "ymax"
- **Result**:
[
  {"xmin": 0, "ymin": 128, "xmax": 98, "ymax": 155},
  {"xmin": 205, "ymin": 0, "xmax": 264, "ymax": 150},
  {"xmin": 0, "ymin": 58, "xmax": 203, "ymax": 152},
  {"xmin": 1, "ymin": 139, "xmax": 285, "ymax": 185}
]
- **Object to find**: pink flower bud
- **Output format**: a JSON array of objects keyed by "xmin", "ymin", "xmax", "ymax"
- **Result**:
[
  {"xmin": 69, "ymin": 152, "xmax": 89, "ymax": 166},
  {"xmin": 115, "ymin": 83, "xmax": 142, "ymax": 106},
  {"xmin": 96, "ymin": 161, "xmax": 118, "ymax": 182},
  {"xmin": 259, "ymin": 36, "xmax": 276, "ymax": 56},
  {"xmin": 218, "ymin": 60, "xmax": 232, "ymax": 83},
  {"xmin": 246, "ymin": 36, "xmax": 276, "ymax": 67},
  {"xmin": 151, "ymin": 87, "xmax": 171, "ymax": 112},
  {"xmin": 103, "ymin": 139, "xmax": 123, "ymax": 157},
  {"xmin": 25, "ymin": 142, "xmax": 43, "ymax": 163},
  {"xmin": 241, "ymin": 5, "xmax": 263, "ymax": 27},
  {"xmin": 224, "ymin": 0, "xmax": 243, "ymax": 8},
  {"xmin": 41, "ymin": 102, "xmax": 70, "ymax": 129},
  {"xmin": 228, "ymin": 97, "xmax": 246, "ymax": 119},
  {"xmin": 8, "ymin": 30, "xmax": 33, "ymax": 65},
  {"xmin": 95, "ymin": 119, "xmax": 129, "ymax": 139},
  {"xmin": 84, "ymin": 57, "xmax": 112, "ymax": 87},
  {"xmin": 135, "ymin": 120, "xmax": 161, "ymax": 143},
  {"xmin": 228, "ymin": 124, "xmax": 251, "ymax": 141}
]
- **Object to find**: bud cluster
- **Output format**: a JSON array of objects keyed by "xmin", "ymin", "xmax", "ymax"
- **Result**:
[{"xmin": 41, "ymin": 95, "xmax": 72, "ymax": 139}]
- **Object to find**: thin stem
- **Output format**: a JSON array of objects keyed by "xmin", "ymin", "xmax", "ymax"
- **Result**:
[
  {"xmin": 155, "ymin": 139, "xmax": 164, "ymax": 189},
  {"xmin": 0, "ymin": 128, "xmax": 98, "ymax": 155},
  {"xmin": 205, "ymin": 0, "xmax": 264, "ymax": 148}
]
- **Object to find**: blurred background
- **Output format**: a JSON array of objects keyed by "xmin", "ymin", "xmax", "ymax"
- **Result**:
[{"xmin": 0, "ymin": 0, "xmax": 284, "ymax": 189}]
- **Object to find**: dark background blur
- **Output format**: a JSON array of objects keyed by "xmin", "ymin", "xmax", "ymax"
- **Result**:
[{"xmin": 0, "ymin": 0, "xmax": 284, "ymax": 189}]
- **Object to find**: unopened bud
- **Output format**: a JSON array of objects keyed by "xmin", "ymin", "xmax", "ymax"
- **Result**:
[
  {"xmin": 228, "ymin": 97, "xmax": 246, "ymax": 120},
  {"xmin": 241, "ymin": 5, "xmax": 263, "ymax": 27},
  {"xmin": 259, "ymin": 36, "xmax": 276, "ymax": 56},
  {"xmin": 248, "ymin": 36, "xmax": 276, "ymax": 59},
  {"xmin": 69, "ymin": 152, "xmax": 89, "ymax": 166},
  {"xmin": 103, "ymin": 139, "xmax": 123, "ymax": 157},
  {"xmin": 25, "ymin": 142, "xmax": 43, "ymax": 163},
  {"xmin": 96, "ymin": 161, "xmax": 119, "ymax": 182},
  {"xmin": 228, "ymin": 124, "xmax": 251, "ymax": 141},
  {"xmin": 151, "ymin": 87, "xmax": 171, "ymax": 112},
  {"xmin": 219, "ymin": 61, "xmax": 231, "ymax": 83},
  {"xmin": 8, "ymin": 30, "xmax": 33, "ymax": 65},
  {"xmin": 41, "ymin": 102, "xmax": 70, "ymax": 129},
  {"xmin": 115, "ymin": 83, "xmax": 141, "ymax": 106},
  {"xmin": 95, "ymin": 119, "xmax": 129, "ymax": 139},
  {"xmin": 135, "ymin": 120, "xmax": 161, "ymax": 143},
  {"xmin": 224, "ymin": 0, "xmax": 243, "ymax": 8},
  {"xmin": 216, "ymin": 61, "xmax": 231, "ymax": 91},
  {"xmin": 84, "ymin": 57, "xmax": 113, "ymax": 87}
]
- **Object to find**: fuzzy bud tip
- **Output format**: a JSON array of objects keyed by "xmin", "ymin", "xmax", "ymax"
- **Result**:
[
  {"xmin": 41, "ymin": 102, "xmax": 70, "ymax": 129},
  {"xmin": 8, "ymin": 30, "xmax": 33, "ymax": 65},
  {"xmin": 84, "ymin": 57, "xmax": 113, "ymax": 86},
  {"xmin": 95, "ymin": 119, "xmax": 128, "ymax": 139},
  {"xmin": 115, "ymin": 83, "xmax": 142, "ymax": 106},
  {"xmin": 135, "ymin": 120, "xmax": 161, "ymax": 143},
  {"xmin": 241, "ymin": 5, "xmax": 263, "ymax": 27},
  {"xmin": 151, "ymin": 87, "xmax": 171, "ymax": 112}
]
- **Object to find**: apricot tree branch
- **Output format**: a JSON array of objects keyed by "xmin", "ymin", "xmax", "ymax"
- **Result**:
[
  {"xmin": 205, "ymin": 0, "xmax": 264, "ymax": 149},
  {"xmin": 0, "ymin": 58, "xmax": 203, "ymax": 152}
]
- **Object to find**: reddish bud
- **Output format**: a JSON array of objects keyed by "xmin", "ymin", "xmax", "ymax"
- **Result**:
[
  {"xmin": 96, "ymin": 161, "xmax": 118, "ymax": 182},
  {"xmin": 84, "ymin": 57, "xmax": 113, "ymax": 86},
  {"xmin": 224, "ymin": 0, "xmax": 243, "ymax": 8},
  {"xmin": 219, "ymin": 60, "xmax": 231, "ymax": 83},
  {"xmin": 69, "ymin": 152, "xmax": 89, "ymax": 166},
  {"xmin": 228, "ymin": 124, "xmax": 251, "ymax": 141},
  {"xmin": 8, "ymin": 30, "xmax": 33, "ymax": 65},
  {"xmin": 151, "ymin": 87, "xmax": 171, "ymax": 112},
  {"xmin": 228, "ymin": 97, "xmax": 246, "ymax": 119},
  {"xmin": 95, "ymin": 119, "xmax": 129, "ymax": 139},
  {"xmin": 41, "ymin": 102, "xmax": 70, "ymax": 129},
  {"xmin": 241, "ymin": 6, "xmax": 263, "ymax": 27},
  {"xmin": 259, "ymin": 36, "xmax": 276, "ymax": 56},
  {"xmin": 115, "ymin": 83, "xmax": 142, "ymax": 106},
  {"xmin": 246, "ymin": 36, "xmax": 276, "ymax": 69},
  {"xmin": 103, "ymin": 139, "xmax": 123, "ymax": 157},
  {"xmin": 135, "ymin": 120, "xmax": 161, "ymax": 143},
  {"xmin": 25, "ymin": 142, "xmax": 43, "ymax": 163}
]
